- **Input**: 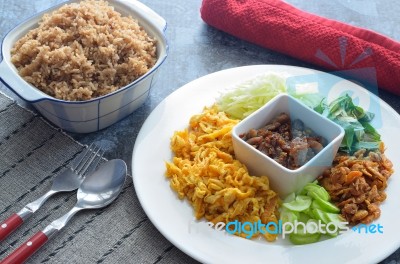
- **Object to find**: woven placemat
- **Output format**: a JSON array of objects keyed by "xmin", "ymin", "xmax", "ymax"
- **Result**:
[{"xmin": 0, "ymin": 92, "xmax": 197, "ymax": 264}]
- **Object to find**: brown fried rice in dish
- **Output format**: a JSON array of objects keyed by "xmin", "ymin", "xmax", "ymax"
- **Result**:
[{"xmin": 10, "ymin": 0, "xmax": 157, "ymax": 101}]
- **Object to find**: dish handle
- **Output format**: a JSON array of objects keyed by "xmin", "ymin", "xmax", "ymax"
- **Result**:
[
  {"xmin": 0, "ymin": 60, "xmax": 45, "ymax": 102},
  {"xmin": 124, "ymin": 0, "xmax": 167, "ymax": 32}
]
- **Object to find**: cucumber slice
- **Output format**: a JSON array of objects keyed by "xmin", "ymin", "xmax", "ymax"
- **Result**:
[
  {"xmin": 313, "ymin": 196, "xmax": 340, "ymax": 213},
  {"xmin": 283, "ymin": 192, "xmax": 296, "ymax": 203},
  {"xmin": 280, "ymin": 208, "xmax": 299, "ymax": 223},
  {"xmin": 282, "ymin": 195, "xmax": 312, "ymax": 212},
  {"xmin": 312, "ymin": 208, "xmax": 330, "ymax": 225},
  {"xmin": 303, "ymin": 183, "xmax": 330, "ymax": 201},
  {"xmin": 289, "ymin": 232, "xmax": 321, "ymax": 245},
  {"xmin": 298, "ymin": 212, "xmax": 311, "ymax": 223}
]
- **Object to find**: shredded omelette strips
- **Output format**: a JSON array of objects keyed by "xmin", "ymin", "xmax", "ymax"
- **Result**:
[{"xmin": 165, "ymin": 105, "xmax": 280, "ymax": 241}]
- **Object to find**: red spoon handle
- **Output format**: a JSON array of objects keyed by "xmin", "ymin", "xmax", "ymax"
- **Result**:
[
  {"xmin": 0, "ymin": 231, "xmax": 48, "ymax": 264},
  {"xmin": 0, "ymin": 213, "xmax": 23, "ymax": 241}
]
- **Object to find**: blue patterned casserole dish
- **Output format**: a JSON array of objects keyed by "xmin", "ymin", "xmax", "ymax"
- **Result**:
[{"xmin": 0, "ymin": 0, "xmax": 168, "ymax": 133}]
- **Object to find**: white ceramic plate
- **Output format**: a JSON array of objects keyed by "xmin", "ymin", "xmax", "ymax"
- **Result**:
[{"xmin": 132, "ymin": 65, "xmax": 400, "ymax": 264}]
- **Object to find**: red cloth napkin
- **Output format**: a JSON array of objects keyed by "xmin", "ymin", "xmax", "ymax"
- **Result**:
[{"xmin": 200, "ymin": 0, "xmax": 400, "ymax": 96}]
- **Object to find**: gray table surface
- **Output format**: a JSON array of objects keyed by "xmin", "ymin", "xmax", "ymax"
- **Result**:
[{"xmin": 1, "ymin": 0, "xmax": 399, "ymax": 263}]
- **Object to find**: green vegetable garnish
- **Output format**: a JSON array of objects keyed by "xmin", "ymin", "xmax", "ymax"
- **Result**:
[
  {"xmin": 283, "ymin": 192, "xmax": 296, "ymax": 203},
  {"xmin": 289, "ymin": 220, "xmax": 322, "ymax": 245},
  {"xmin": 311, "ymin": 209, "xmax": 344, "ymax": 237},
  {"xmin": 321, "ymin": 94, "xmax": 381, "ymax": 153},
  {"xmin": 297, "ymin": 212, "xmax": 311, "ymax": 223},
  {"xmin": 282, "ymin": 195, "xmax": 312, "ymax": 212},
  {"xmin": 312, "ymin": 208, "xmax": 331, "ymax": 225},
  {"xmin": 280, "ymin": 208, "xmax": 299, "ymax": 230},
  {"xmin": 280, "ymin": 182, "xmax": 346, "ymax": 244},
  {"xmin": 313, "ymin": 98, "xmax": 327, "ymax": 114},
  {"xmin": 300, "ymin": 182, "xmax": 330, "ymax": 201},
  {"xmin": 312, "ymin": 197, "xmax": 340, "ymax": 213},
  {"xmin": 289, "ymin": 231, "xmax": 321, "ymax": 245}
]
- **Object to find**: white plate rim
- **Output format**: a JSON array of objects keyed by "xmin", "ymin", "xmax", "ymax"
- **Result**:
[{"xmin": 132, "ymin": 65, "xmax": 400, "ymax": 264}]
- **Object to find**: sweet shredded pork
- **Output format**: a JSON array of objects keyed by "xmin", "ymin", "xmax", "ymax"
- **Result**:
[
  {"xmin": 11, "ymin": 0, "xmax": 157, "ymax": 101},
  {"xmin": 318, "ymin": 145, "xmax": 394, "ymax": 225}
]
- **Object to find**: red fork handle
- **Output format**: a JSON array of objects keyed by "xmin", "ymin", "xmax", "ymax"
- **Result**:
[
  {"xmin": 0, "ymin": 213, "xmax": 23, "ymax": 241},
  {"xmin": 0, "ymin": 231, "xmax": 48, "ymax": 264}
]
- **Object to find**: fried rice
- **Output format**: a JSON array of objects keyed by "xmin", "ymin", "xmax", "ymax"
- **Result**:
[{"xmin": 11, "ymin": 0, "xmax": 157, "ymax": 101}]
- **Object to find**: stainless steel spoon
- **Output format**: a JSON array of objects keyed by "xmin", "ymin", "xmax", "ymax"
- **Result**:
[
  {"xmin": 0, "ymin": 143, "xmax": 104, "ymax": 242},
  {"xmin": 1, "ymin": 159, "xmax": 127, "ymax": 264}
]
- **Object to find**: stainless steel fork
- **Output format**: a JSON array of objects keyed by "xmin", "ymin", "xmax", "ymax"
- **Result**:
[{"xmin": 0, "ymin": 143, "xmax": 104, "ymax": 241}]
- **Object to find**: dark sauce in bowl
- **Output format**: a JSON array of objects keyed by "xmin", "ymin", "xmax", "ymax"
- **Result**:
[{"xmin": 239, "ymin": 113, "xmax": 326, "ymax": 170}]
